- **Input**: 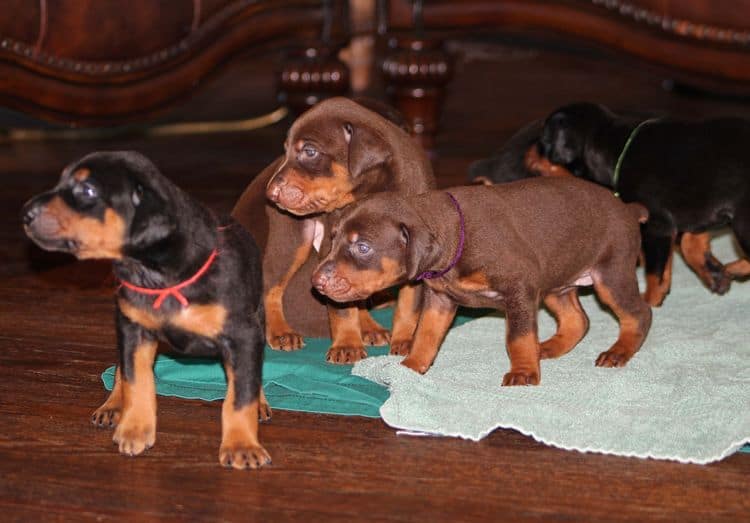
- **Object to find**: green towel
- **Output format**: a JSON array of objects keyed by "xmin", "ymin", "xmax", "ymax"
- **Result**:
[
  {"xmin": 353, "ymin": 233, "xmax": 750, "ymax": 464},
  {"xmin": 102, "ymin": 307, "xmax": 483, "ymax": 417}
]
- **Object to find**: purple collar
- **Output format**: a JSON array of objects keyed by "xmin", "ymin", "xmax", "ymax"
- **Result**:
[{"xmin": 415, "ymin": 192, "xmax": 465, "ymax": 281}]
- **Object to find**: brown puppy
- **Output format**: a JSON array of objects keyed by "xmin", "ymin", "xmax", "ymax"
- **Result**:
[
  {"xmin": 312, "ymin": 178, "xmax": 651, "ymax": 385},
  {"xmin": 232, "ymin": 97, "xmax": 435, "ymax": 363}
]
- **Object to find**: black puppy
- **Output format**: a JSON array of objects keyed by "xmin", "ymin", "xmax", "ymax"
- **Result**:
[
  {"xmin": 534, "ymin": 102, "xmax": 750, "ymax": 306},
  {"xmin": 21, "ymin": 151, "xmax": 271, "ymax": 469},
  {"xmin": 467, "ymin": 119, "xmax": 573, "ymax": 186}
]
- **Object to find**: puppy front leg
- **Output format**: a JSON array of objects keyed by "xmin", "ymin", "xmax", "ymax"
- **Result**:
[
  {"xmin": 390, "ymin": 283, "xmax": 423, "ymax": 356},
  {"xmin": 220, "ymin": 324, "xmax": 271, "ymax": 469},
  {"xmin": 264, "ymin": 217, "xmax": 315, "ymax": 351},
  {"xmin": 112, "ymin": 309, "xmax": 158, "ymax": 456},
  {"xmin": 502, "ymin": 289, "xmax": 541, "ymax": 386},
  {"xmin": 326, "ymin": 304, "xmax": 368, "ymax": 364},
  {"xmin": 401, "ymin": 288, "xmax": 456, "ymax": 374}
]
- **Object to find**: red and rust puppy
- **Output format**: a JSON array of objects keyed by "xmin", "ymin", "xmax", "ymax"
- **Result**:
[
  {"xmin": 21, "ymin": 151, "xmax": 271, "ymax": 469},
  {"xmin": 233, "ymin": 97, "xmax": 435, "ymax": 363},
  {"xmin": 534, "ymin": 103, "xmax": 750, "ymax": 306},
  {"xmin": 313, "ymin": 178, "xmax": 652, "ymax": 385}
]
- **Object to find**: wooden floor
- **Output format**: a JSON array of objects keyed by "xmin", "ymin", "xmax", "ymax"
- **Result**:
[{"xmin": 1, "ymin": 38, "xmax": 749, "ymax": 522}]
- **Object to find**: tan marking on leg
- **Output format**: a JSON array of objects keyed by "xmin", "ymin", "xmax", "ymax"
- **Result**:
[
  {"xmin": 593, "ymin": 283, "xmax": 648, "ymax": 368},
  {"xmin": 401, "ymin": 305, "xmax": 456, "ymax": 374},
  {"xmin": 258, "ymin": 386, "xmax": 272, "ymax": 421},
  {"xmin": 726, "ymin": 258, "xmax": 750, "ymax": 278},
  {"xmin": 265, "ymin": 240, "xmax": 313, "ymax": 350},
  {"xmin": 112, "ymin": 340, "xmax": 158, "ymax": 456},
  {"xmin": 170, "ymin": 303, "xmax": 227, "ymax": 339},
  {"xmin": 540, "ymin": 291, "xmax": 588, "ymax": 359},
  {"xmin": 326, "ymin": 306, "xmax": 367, "ymax": 364},
  {"xmin": 359, "ymin": 309, "xmax": 390, "ymax": 346},
  {"xmin": 643, "ymin": 247, "xmax": 673, "ymax": 307},
  {"xmin": 118, "ymin": 299, "xmax": 163, "ymax": 330},
  {"xmin": 390, "ymin": 284, "xmax": 420, "ymax": 356},
  {"xmin": 219, "ymin": 366, "xmax": 270, "ymax": 469},
  {"xmin": 680, "ymin": 232, "xmax": 730, "ymax": 293},
  {"xmin": 92, "ymin": 366, "xmax": 123, "ymax": 428},
  {"xmin": 502, "ymin": 332, "xmax": 541, "ymax": 386}
]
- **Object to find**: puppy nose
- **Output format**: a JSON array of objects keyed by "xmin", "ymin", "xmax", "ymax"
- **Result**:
[
  {"xmin": 312, "ymin": 262, "xmax": 334, "ymax": 290},
  {"xmin": 21, "ymin": 202, "xmax": 41, "ymax": 227},
  {"xmin": 266, "ymin": 177, "xmax": 285, "ymax": 203}
]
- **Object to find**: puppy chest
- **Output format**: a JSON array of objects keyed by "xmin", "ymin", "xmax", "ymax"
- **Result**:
[{"xmin": 118, "ymin": 299, "xmax": 228, "ymax": 341}]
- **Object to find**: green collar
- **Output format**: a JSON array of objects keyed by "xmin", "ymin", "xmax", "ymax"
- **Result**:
[{"xmin": 612, "ymin": 118, "xmax": 659, "ymax": 196}]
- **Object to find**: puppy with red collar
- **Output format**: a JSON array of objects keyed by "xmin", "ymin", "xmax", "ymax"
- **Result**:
[
  {"xmin": 312, "ymin": 178, "xmax": 651, "ymax": 384},
  {"xmin": 22, "ymin": 151, "xmax": 270, "ymax": 469}
]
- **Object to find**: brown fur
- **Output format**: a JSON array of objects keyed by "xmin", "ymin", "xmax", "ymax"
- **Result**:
[
  {"xmin": 232, "ymin": 97, "xmax": 435, "ymax": 362},
  {"xmin": 314, "ymin": 178, "xmax": 652, "ymax": 385}
]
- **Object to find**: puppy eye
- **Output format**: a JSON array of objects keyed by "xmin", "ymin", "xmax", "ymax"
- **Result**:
[
  {"xmin": 72, "ymin": 181, "xmax": 99, "ymax": 202},
  {"xmin": 355, "ymin": 241, "xmax": 371, "ymax": 256},
  {"xmin": 302, "ymin": 144, "xmax": 318, "ymax": 159}
]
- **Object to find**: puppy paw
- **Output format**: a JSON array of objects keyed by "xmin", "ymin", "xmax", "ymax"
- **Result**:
[
  {"xmin": 361, "ymin": 326, "xmax": 391, "ymax": 347},
  {"xmin": 595, "ymin": 349, "xmax": 633, "ymax": 368},
  {"xmin": 389, "ymin": 338, "xmax": 412, "ymax": 356},
  {"xmin": 91, "ymin": 405, "xmax": 121, "ymax": 429},
  {"xmin": 326, "ymin": 344, "xmax": 368, "ymax": 364},
  {"xmin": 267, "ymin": 331, "xmax": 305, "ymax": 351},
  {"xmin": 219, "ymin": 443, "xmax": 271, "ymax": 470},
  {"xmin": 400, "ymin": 356, "xmax": 430, "ymax": 374},
  {"xmin": 259, "ymin": 399, "xmax": 272, "ymax": 422},
  {"xmin": 112, "ymin": 419, "xmax": 155, "ymax": 456},
  {"xmin": 501, "ymin": 370, "xmax": 540, "ymax": 386}
]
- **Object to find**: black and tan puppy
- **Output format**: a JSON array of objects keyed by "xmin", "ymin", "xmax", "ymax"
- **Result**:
[
  {"xmin": 534, "ymin": 102, "xmax": 750, "ymax": 306},
  {"xmin": 233, "ymin": 97, "xmax": 435, "ymax": 363},
  {"xmin": 312, "ymin": 178, "xmax": 651, "ymax": 385},
  {"xmin": 21, "ymin": 151, "xmax": 270, "ymax": 469}
]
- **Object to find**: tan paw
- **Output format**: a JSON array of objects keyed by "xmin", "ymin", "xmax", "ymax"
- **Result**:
[
  {"xmin": 259, "ymin": 399, "xmax": 272, "ymax": 422},
  {"xmin": 361, "ymin": 326, "xmax": 391, "ymax": 347},
  {"xmin": 595, "ymin": 349, "xmax": 634, "ymax": 368},
  {"xmin": 219, "ymin": 444, "xmax": 271, "ymax": 470},
  {"xmin": 389, "ymin": 338, "xmax": 412, "ymax": 357},
  {"xmin": 112, "ymin": 419, "xmax": 155, "ymax": 456},
  {"xmin": 326, "ymin": 344, "xmax": 368, "ymax": 364},
  {"xmin": 502, "ymin": 370, "xmax": 540, "ymax": 386},
  {"xmin": 91, "ymin": 405, "xmax": 121, "ymax": 429},
  {"xmin": 267, "ymin": 331, "xmax": 305, "ymax": 351},
  {"xmin": 400, "ymin": 356, "xmax": 430, "ymax": 374}
]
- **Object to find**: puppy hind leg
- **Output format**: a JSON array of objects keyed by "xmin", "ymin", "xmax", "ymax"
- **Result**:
[
  {"xmin": 540, "ymin": 290, "xmax": 589, "ymax": 359},
  {"xmin": 726, "ymin": 210, "xmax": 750, "ymax": 279},
  {"xmin": 592, "ymin": 268, "xmax": 651, "ymax": 368},
  {"xmin": 92, "ymin": 366, "xmax": 124, "ymax": 428},
  {"xmin": 641, "ymin": 233, "xmax": 675, "ymax": 307},
  {"xmin": 680, "ymin": 232, "xmax": 731, "ymax": 294}
]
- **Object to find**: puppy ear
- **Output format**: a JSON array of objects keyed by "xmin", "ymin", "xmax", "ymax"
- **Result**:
[
  {"xmin": 344, "ymin": 122, "xmax": 391, "ymax": 177},
  {"xmin": 127, "ymin": 184, "xmax": 175, "ymax": 252},
  {"xmin": 401, "ymin": 223, "xmax": 436, "ymax": 280}
]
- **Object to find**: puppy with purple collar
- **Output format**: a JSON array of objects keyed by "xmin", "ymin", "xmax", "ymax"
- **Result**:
[{"xmin": 312, "ymin": 178, "xmax": 651, "ymax": 385}]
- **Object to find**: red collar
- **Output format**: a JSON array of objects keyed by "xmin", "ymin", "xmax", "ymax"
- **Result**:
[{"xmin": 118, "ymin": 249, "xmax": 218, "ymax": 309}]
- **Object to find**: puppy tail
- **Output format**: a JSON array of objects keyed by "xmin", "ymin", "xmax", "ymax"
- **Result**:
[{"xmin": 627, "ymin": 203, "xmax": 649, "ymax": 224}]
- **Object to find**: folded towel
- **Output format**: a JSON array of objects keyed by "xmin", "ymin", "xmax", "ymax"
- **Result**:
[{"xmin": 353, "ymin": 233, "xmax": 750, "ymax": 464}]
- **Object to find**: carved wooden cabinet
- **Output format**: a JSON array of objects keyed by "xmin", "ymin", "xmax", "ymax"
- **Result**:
[
  {"xmin": 0, "ymin": 0, "xmax": 349, "ymax": 123},
  {"xmin": 378, "ymin": 0, "xmax": 750, "ymax": 145}
]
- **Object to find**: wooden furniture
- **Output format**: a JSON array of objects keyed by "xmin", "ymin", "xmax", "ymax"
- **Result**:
[
  {"xmin": 0, "ymin": 0, "xmax": 349, "ymax": 124},
  {"xmin": 378, "ymin": 0, "xmax": 750, "ymax": 146}
]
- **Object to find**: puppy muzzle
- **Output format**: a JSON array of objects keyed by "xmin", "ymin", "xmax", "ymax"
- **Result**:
[{"xmin": 312, "ymin": 263, "xmax": 355, "ymax": 301}]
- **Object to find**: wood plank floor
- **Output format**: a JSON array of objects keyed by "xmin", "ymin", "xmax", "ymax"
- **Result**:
[{"xmin": 1, "ymin": 38, "xmax": 749, "ymax": 521}]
